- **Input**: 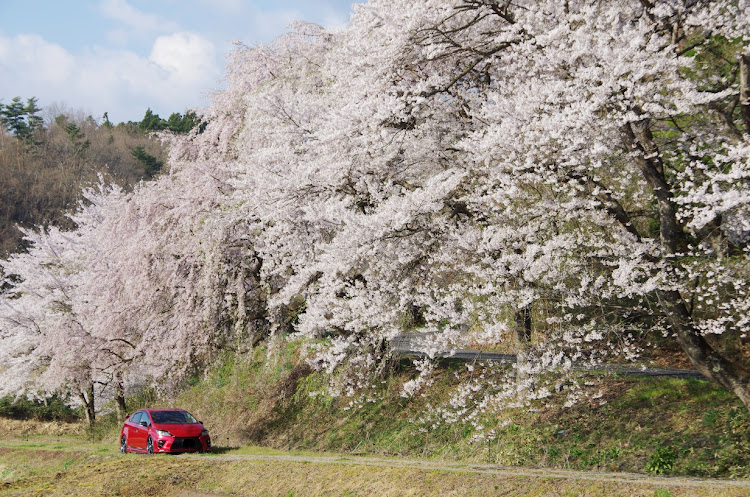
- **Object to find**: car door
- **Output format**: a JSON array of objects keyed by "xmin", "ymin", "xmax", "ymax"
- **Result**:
[
  {"xmin": 129, "ymin": 411, "xmax": 145, "ymax": 449},
  {"xmin": 140, "ymin": 411, "xmax": 153, "ymax": 449}
]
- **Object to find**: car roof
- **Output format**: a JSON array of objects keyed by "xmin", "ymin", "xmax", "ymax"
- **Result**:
[{"xmin": 143, "ymin": 408, "xmax": 187, "ymax": 412}]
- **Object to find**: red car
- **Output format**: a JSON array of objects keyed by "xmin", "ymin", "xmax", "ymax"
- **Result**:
[{"xmin": 120, "ymin": 408, "xmax": 211, "ymax": 454}]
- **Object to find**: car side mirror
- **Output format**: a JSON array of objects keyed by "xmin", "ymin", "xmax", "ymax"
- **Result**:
[{"xmin": 140, "ymin": 421, "xmax": 148, "ymax": 427}]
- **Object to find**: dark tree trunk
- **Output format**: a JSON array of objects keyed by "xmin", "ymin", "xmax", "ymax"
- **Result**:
[
  {"xmin": 740, "ymin": 54, "xmax": 750, "ymax": 133},
  {"xmin": 514, "ymin": 306, "xmax": 532, "ymax": 347},
  {"xmin": 114, "ymin": 373, "xmax": 127, "ymax": 424},
  {"xmin": 78, "ymin": 383, "xmax": 96, "ymax": 429},
  {"xmin": 514, "ymin": 305, "xmax": 532, "ymax": 386},
  {"xmin": 658, "ymin": 288, "xmax": 750, "ymax": 407},
  {"xmin": 626, "ymin": 121, "xmax": 680, "ymax": 255},
  {"xmin": 625, "ymin": 120, "xmax": 750, "ymax": 408}
]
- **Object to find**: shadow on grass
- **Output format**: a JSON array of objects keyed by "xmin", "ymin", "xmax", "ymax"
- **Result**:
[{"xmin": 201, "ymin": 446, "xmax": 235, "ymax": 455}]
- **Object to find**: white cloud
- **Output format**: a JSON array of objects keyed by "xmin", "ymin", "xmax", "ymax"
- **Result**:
[
  {"xmin": 192, "ymin": 1, "xmax": 350, "ymax": 46},
  {"xmin": 0, "ymin": 1, "xmax": 355, "ymax": 122},
  {"xmin": 0, "ymin": 34, "xmax": 76, "ymax": 85},
  {"xmin": 150, "ymin": 33, "xmax": 216, "ymax": 83},
  {"xmin": 98, "ymin": 0, "xmax": 179, "ymax": 33},
  {"xmin": 0, "ymin": 33, "xmax": 220, "ymax": 123},
  {"xmin": 98, "ymin": 0, "xmax": 180, "ymax": 46}
]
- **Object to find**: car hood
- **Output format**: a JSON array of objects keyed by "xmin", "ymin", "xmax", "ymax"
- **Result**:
[{"xmin": 154, "ymin": 423, "xmax": 204, "ymax": 437}]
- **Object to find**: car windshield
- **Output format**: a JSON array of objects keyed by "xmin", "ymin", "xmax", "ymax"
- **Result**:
[{"xmin": 150, "ymin": 410, "xmax": 197, "ymax": 424}]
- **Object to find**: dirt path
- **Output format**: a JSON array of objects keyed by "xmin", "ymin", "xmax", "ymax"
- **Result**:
[
  {"xmin": 178, "ymin": 452, "xmax": 750, "ymax": 491},
  {"xmin": 2, "ymin": 439, "xmax": 748, "ymax": 496}
]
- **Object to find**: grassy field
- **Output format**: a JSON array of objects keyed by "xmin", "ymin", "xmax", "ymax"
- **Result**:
[{"xmin": 0, "ymin": 436, "xmax": 748, "ymax": 496}]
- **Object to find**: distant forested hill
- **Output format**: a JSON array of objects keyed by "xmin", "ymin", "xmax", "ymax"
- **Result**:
[{"xmin": 0, "ymin": 99, "xmax": 199, "ymax": 255}]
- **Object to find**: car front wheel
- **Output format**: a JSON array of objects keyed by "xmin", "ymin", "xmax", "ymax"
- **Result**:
[
  {"xmin": 146, "ymin": 436, "xmax": 154, "ymax": 454},
  {"xmin": 120, "ymin": 435, "xmax": 128, "ymax": 453}
]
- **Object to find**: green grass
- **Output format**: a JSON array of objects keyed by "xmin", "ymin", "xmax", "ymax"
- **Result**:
[
  {"xmin": 173, "ymin": 346, "xmax": 750, "ymax": 478},
  {"xmin": 10, "ymin": 344, "xmax": 747, "ymax": 480},
  {"xmin": 2, "ymin": 442, "xmax": 743, "ymax": 497}
]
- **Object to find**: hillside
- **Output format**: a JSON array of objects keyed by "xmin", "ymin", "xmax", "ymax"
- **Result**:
[
  {"xmin": 2, "ymin": 340, "xmax": 749, "ymax": 485},
  {"xmin": 169, "ymin": 345, "xmax": 750, "ymax": 479},
  {"xmin": 0, "ymin": 103, "xmax": 199, "ymax": 256}
]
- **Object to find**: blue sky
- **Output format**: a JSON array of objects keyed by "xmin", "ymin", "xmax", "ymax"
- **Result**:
[{"xmin": 0, "ymin": 0, "xmax": 357, "ymax": 123}]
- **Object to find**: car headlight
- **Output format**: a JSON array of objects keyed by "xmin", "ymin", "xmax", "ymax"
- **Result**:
[
  {"xmin": 200, "ymin": 429, "xmax": 209, "ymax": 437},
  {"xmin": 156, "ymin": 430, "xmax": 174, "ymax": 437}
]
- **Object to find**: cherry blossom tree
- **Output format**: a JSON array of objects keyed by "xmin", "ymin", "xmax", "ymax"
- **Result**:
[
  {"xmin": 215, "ymin": 0, "xmax": 750, "ymax": 409},
  {"xmin": 0, "ymin": 167, "xmax": 265, "ymax": 420},
  {"xmin": 3, "ymin": 0, "xmax": 750, "ymax": 420},
  {"xmin": 0, "ymin": 184, "xmax": 124, "ymax": 425},
  {"xmin": 75, "ymin": 167, "xmax": 263, "ymax": 394}
]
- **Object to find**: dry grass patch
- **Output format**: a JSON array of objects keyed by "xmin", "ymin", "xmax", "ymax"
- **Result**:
[
  {"xmin": 4, "ymin": 455, "xmax": 748, "ymax": 497},
  {"xmin": 0, "ymin": 419, "xmax": 83, "ymax": 437}
]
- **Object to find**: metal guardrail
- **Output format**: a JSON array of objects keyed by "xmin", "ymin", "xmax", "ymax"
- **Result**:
[{"xmin": 390, "ymin": 333, "xmax": 706, "ymax": 379}]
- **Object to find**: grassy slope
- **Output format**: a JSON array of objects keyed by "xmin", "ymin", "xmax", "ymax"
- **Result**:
[{"xmin": 177, "ymin": 345, "xmax": 750, "ymax": 479}]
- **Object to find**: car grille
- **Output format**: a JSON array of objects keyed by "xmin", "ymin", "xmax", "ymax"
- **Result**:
[{"xmin": 172, "ymin": 437, "xmax": 200, "ymax": 450}]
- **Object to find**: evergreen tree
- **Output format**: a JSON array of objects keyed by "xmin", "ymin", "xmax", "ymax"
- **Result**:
[
  {"xmin": 131, "ymin": 145, "xmax": 163, "ymax": 177},
  {"xmin": 0, "ymin": 97, "xmax": 44, "ymax": 142},
  {"xmin": 24, "ymin": 98, "xmax": 44, "ymax": 136},
  {"xmin": 138, "ymin": 108, "xmax": 167, "ymax": 132},
  {"xmin": 1, "ymin": 97, "xmax": 29, "ymax": 139},
  {"xmin": 166, "ymin": 111, "xmax": 201, "ymax": 133}
]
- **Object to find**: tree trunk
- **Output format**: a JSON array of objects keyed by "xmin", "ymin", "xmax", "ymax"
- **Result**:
[
  {"xmin": 78, "ymin": 383, "xmax": 96, "ymax": 429},
  {"xmin": 625, "ymin": 119, "xmax": 750, "ymax": 409},
  {"xmin": 513, "ymin": 306, "xmax": 532, "ymax": 347},
  {"xmin": 740, "ymin": 53, "xmax": 750, "ymax": 133},
  {"xmin": 658, "ymin": 288, "xmax": 750, "ymax": 407},
  {"xmin": 514, "ymin": 305, "xmax": 532, "ymax": 386},
  {"xmin": 626, "ymin": 121, "xmax": 680, "ymax": 254},
  {"xmin": 114, "ymin": 373, "xmax": 127, "ymax": 424}
]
